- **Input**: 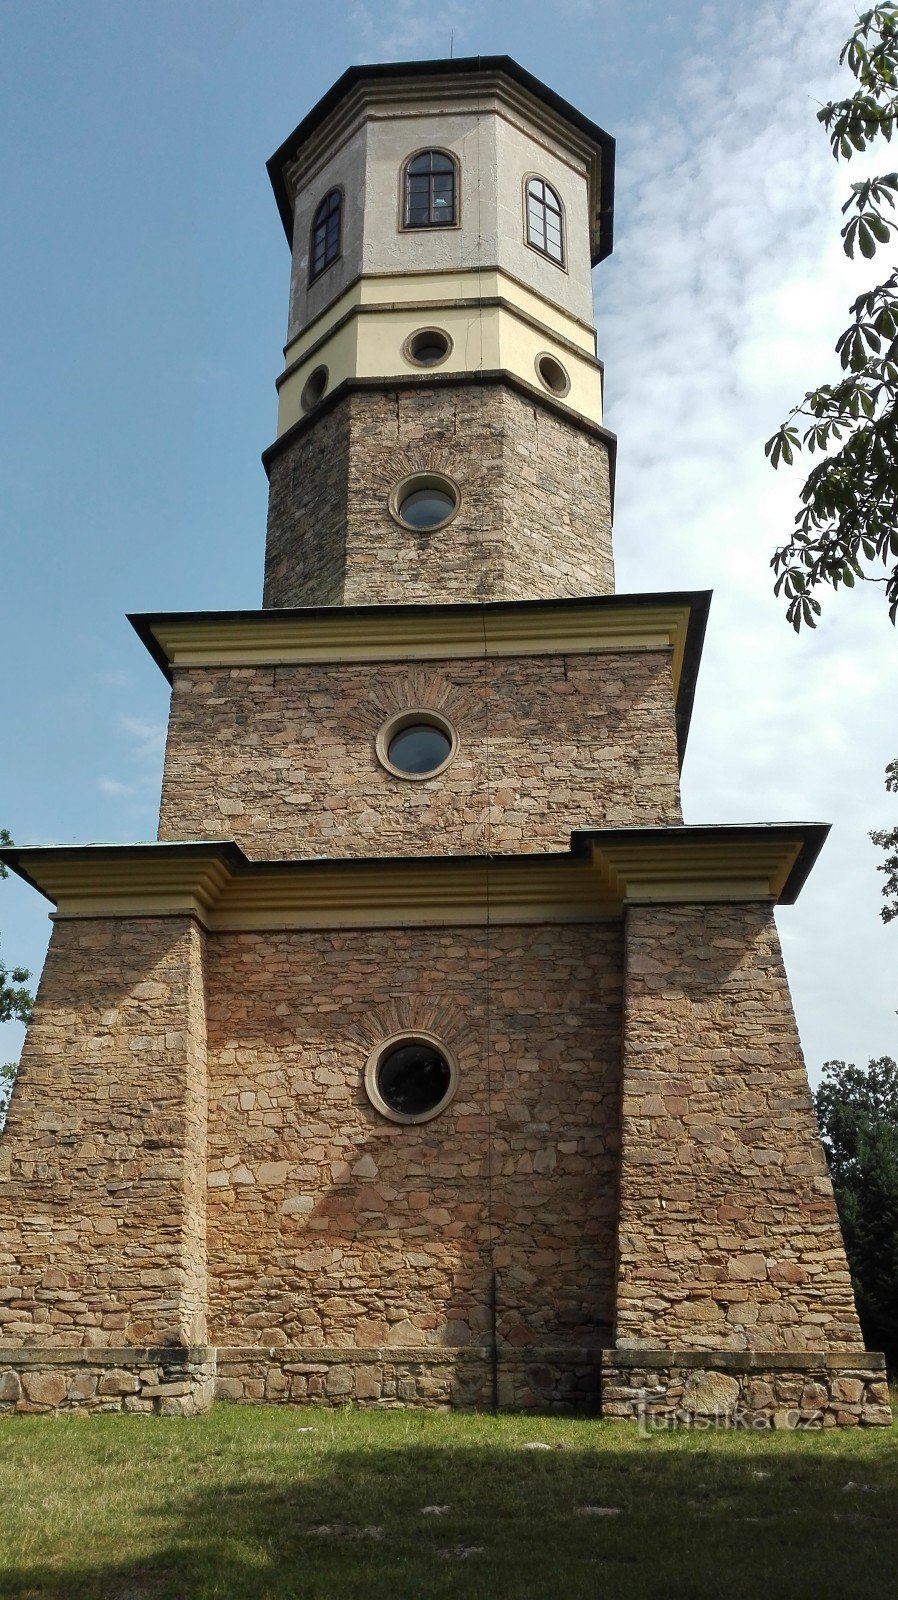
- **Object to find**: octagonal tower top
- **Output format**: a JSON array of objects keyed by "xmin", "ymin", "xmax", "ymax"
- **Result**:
[{"xmin": 267, "ymin": 58, "xmax": 615, "ymax": 440}]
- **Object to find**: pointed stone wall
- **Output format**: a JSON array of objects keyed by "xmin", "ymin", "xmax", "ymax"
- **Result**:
[
  {"xmin": 0, "ymin": 917, "xmax": 208, "ymax": 1350},
  {"xmin": 615, "ymin": 902, "xmax": 863, "ymax": 1352}
]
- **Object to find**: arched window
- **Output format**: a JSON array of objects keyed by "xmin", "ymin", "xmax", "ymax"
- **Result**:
[
  {"xmin": 404, "ymin": 150, "xmax": 457, "ymax": 229},
  {"xmin": 525, "ymin": 177, "xmax": 564, "ymax": 266},
  {"xmin": 309, "ymin": 189, "xmax": 342, "ymax": 284}
]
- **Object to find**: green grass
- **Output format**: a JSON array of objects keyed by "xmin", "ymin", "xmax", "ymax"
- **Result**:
[{"xmin": 1, "ymin": 1404, "xmax": 897, "ymax": 1600}]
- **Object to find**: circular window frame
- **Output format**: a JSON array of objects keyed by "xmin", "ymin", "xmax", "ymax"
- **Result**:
[
  {"xmin": 375, "ymin": 708, "xmax": 459, "ymax": 781},
  {"xmin": 402, "ymin": 326, "xmax": 454, "ymax": 369},
  {"xmin": 534, "ymin": 352, "xmax": 571, "ymax": 398},
  {"xmin": 388, "ymin": 472, "xmax": 460, "ymax": 533},
  {"xmin": 300, "ymin": 364, "xmax": 329, "ymax": 412},
  {"xmin": 364, "ymin": 1030, "xmax": 459, "ymax": 1125}
]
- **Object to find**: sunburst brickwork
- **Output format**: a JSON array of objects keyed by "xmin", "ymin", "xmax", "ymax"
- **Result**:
[{"xmin": 157, "ymin": 651, "xmax": 682, "ymax": 860}]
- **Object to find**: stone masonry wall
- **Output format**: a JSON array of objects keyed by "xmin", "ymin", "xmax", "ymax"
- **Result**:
[
  {"xmin": 616, "ymin": 904, "xmax": 864, "ymax": 1352},
  {"xmin": 0, "ymin": 1347, "xmax": 216, "ymax": 1417},
  {"xmin": 157, "ymin": 651, "xmax": 681, "ymax": 859},
  {"xmin": 601, "ymin": 1350, "xmax": 891, "ymax": 1429},
  {"xmin": 0, "ymin": 917, "xmax": 208, "ymax": 1349},
  {"xmin": 204, "ymin": 922, "xmax": 622, "ymax": 1357},
  {"xmin": 263, "ymin": 384, "xmax": 614, "ymax": 608}
]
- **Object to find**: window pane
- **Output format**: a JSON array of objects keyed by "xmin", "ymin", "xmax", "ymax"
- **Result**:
[
  {"xmin": 387, "ymin": 724, "xmax": 452, "ymax": 774},
  {"xmin": 376, "ymin": 1043, "xmax": 451, "ymax": 1116},
  {"xmin": 398, "ymin": 487, "xmax": 455, "ymax": 527},
  {"xmin": 526, "ymin": 177, "xmax": 564, "ymax": 264},
  {"xmin": 310, "ymin": 190, "xmax": 341, "ymax": 281}
]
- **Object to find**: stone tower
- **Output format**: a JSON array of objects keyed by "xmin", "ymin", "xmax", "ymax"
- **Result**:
[{"xmin": 0, "ymin": 58, "xmax": 889, "ymax": 1426}]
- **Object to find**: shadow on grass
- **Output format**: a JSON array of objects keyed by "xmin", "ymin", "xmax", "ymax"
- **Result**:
[{"xmin": 3, "ymin": 1422, "xmax": 898, "ymax": 1600}]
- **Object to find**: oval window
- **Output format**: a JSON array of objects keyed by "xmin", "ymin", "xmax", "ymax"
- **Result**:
[
  {"xmin": 404, "ymin": 327, "xmax": 453, "ymax": 367},
  {"xmin": 390, "ymin": 473, "xmax": 459, "ymax": 532},
  {"xmin": 364, "ymin": 1032, "xmax": 458, "ymax": 1124},
  {"xmin": 301, "ymin": 365, "xmax": 328, "ymax": 412},
  {"xmin": 375, "ymin": 709, "xmax": 458, "ymax": 780},
  {"xmin": 535, "ymin": 353, "xmax": 570, "ymax": 397},
  {"xmin": 388, "ymin": 723, "xmax": 452, "ymax": 775}
]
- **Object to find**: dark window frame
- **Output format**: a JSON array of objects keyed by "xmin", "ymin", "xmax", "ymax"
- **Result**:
[
  {"xmin": 402, "ymin": 148, "xmax": 459, "ymax": 231},
  {"xmin": 309, "ymin": 187, "xmax": 343, "ymax": 285},
  {"xmin": 524, "ymin": 175, "xmax": 566, "ymax": 268}
]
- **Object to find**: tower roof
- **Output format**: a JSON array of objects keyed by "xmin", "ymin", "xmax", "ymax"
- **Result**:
[{"xmin": 267, "ymin": 55, "xmax": 615, "ymax": 264}]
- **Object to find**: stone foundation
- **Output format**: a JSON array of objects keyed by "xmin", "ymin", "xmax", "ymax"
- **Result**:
[
  {"xmin": 0, "ymin": 1347, "xmax": 216, "ymax": 1416},
  {"xmin": 215, "ymin": 1345, "xmax": 601, "ymax": 1411},
  {"xmin": 1, "ymin": 1345, "xmax": 889, "ymax": 1425},
  {"xmin": 601, "ymin": 1349, "xmax": 892, "ymax": 1429}
]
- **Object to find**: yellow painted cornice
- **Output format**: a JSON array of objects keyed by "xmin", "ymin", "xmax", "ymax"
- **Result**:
[
  {"xmin": 0, "ymin": 826, "xmax": 828, "ymax": 930},
  {"xmin": 132, "ymin": 593, "xmax": 697, "ymax": 679}
]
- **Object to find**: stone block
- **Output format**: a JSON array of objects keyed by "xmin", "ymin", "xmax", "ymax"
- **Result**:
[
  {"xmin": 0, "ymin": 1370, "xmax": 22, "ymax": 1403},
  {"xmin": 831, "ymin": 1377, "xmax": 864, "ymax": 1405},
  {"xmin": 67, "ymin": 1372, "xmax": 99, "ymax": 1402},
  {"xmin": 354, "ymin": 1367, "xmax": 382, "ymax": 1400},
  {"xmin": 97, "ymin": 1369, "xmax": 141, "ymax": 1397},
  {"xmin": 22, "ymin": 1371, "xmax": 67, "ymax": 1408},
  {"xmin": 215, "ymin": 1378, "xmax": 245, "ymax": 1401},
  {"xmin": 326, "ymin": 1365, "xmax": 354, "ymax": 1398},
  {"xmin": 680, "ymin": 1372, "xmax": 740, "ymax": 1418}
]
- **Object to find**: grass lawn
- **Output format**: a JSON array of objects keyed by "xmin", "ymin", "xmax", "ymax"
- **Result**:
[{"xmin": 1, "ymin": 1403, "xmax": 896, "ymax": 1600}]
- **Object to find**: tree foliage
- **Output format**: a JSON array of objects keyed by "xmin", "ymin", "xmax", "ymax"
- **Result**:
[
  {"xmin": 766, "ymin": 4, "xmax": 898, "ymax": 628},
  {"xmin": 0, "ymin": 828, "xmax": 32, "ymax": 1131},
  {"xmin": 815, "ymin": 1056, "xmax": 898, "ymax": 1366},
  {"xmin": 0, "ymin": 830, "xmax": 32, "ymax": 1028},
  {"xmin": 870, "ymin": 756, "xmax": 898, "ymax": 920}
]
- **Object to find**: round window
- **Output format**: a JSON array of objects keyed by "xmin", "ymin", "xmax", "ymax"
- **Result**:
[
  {"xmin": 389, "ymin": 473, "xmax": 459, "ymax": 532},
  {"xmin": 403, "ymin": 327, "xmax": 453, "ymax": 368},
  {"xmin": 375, "ymin": 709, "xmax": 458, "ymax": 780},
  {"xmin": 364, "ymin": 1033, "xmax": 458, "ymax": 1124},
  {"xmin": 301, "ymin": 365, "xmax": 328, "ymax": 412},
  {"xmin": 535, "ymin": 353, "xmax": 570, "ymax": 397}
]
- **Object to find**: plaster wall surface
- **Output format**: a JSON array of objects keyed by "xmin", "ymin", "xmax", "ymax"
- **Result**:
[
  {"xmin": 158, "ymin": 650, "xmax": 682, "ymax": 859},
  {"xmin": 289, "ymin": 119, "xmax": 369, "ymax": 338},
  {"xmin": 0, "ymin": 917, "xmax": 208, "ymax": 1349},
  {"xmin": 286, "ymin": 97, "xmax": 594, "ymax": 342},
  {"xmin": 616, "ymin": 903, "xmax": 864, "ymax": 1353},
  {"xmin": 203, "ymin": 921, "xmax": 623, "ymax": 1352},
  {"xmin": 276, "ymin": 300, "xmax": 602, "ymax": 438},
  {"xmin": 263, "ymin": 385, "xmax": 614, "ymax": 609}
]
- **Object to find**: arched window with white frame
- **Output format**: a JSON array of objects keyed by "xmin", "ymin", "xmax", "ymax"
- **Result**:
[
  {"xmin": 525, "ymin": 177, "xmax": 564, "ymax": 266},
  {"xmin": 403, "ymin": 150, "xmax": 458, "ymax": 229}
]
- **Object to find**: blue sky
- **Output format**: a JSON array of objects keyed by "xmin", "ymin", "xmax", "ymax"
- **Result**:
[{"xmin": 2, "ymin": 0, "xmax": 896, "ymax": 1077}]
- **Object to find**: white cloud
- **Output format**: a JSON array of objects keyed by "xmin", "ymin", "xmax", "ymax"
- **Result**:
[
  {"xmin": 97, "ymin": 716, "xmax": 167, "ymax": 806},
  {"xmin": 600, "ymin": 0, "xmax": 898, "ymax": 1075},
  {"xmin": 118, "ymin": 715, "xmax": 167, "ymax": 764}
]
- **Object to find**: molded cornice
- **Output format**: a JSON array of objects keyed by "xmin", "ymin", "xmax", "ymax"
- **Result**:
[{"xmin": 0, "ymin": 825, "xmax": 829, "ymax": 929}]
